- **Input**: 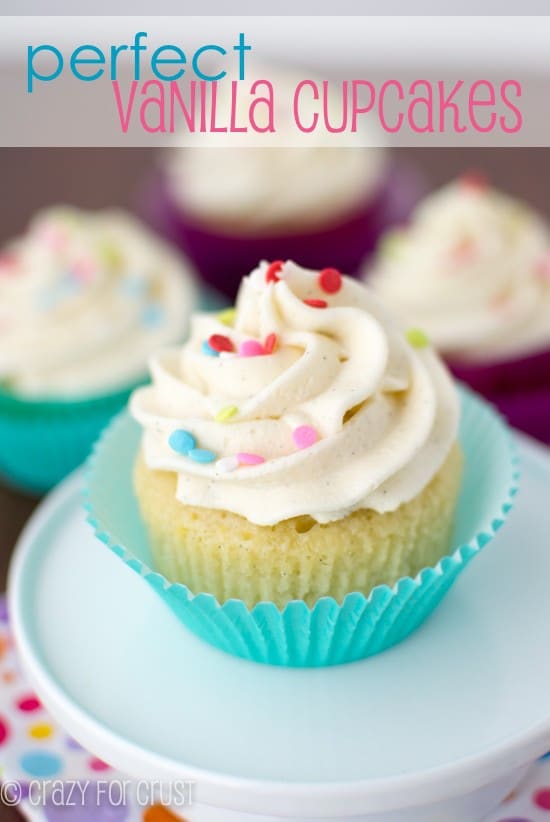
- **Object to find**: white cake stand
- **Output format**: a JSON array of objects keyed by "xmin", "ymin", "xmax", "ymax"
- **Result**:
[{"xmin": 7, "ymin": 433, "xmax": 550, "ymax": 822}]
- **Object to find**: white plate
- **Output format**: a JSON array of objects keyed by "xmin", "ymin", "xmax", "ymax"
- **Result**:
[{"xmin": 7, "ymin": 434, "xmax": 550, "ymax": 822}]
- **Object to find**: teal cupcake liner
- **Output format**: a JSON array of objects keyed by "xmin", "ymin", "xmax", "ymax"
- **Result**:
[
  {"xmin": 84, "ymin": 385, "xmax": 519, "ymax": 667},
  {"xmin": 0, "ymin": 381, "xmax": 146, "ymax": 496},
  {"xmin": 0, "ymin": 285, "xmax": 225, "ymax": 496}
]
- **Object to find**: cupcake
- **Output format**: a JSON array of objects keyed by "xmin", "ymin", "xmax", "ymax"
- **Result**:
[
  {"xmin": 142, "ymin": 69, "xmax": 421, "ymax": 299},
  {"xmin": 0, "ymin": 206, "xmax": 198, "ymax": 493},
  {"xmin": 130, "ymin": 260, "xmax": 462, "ymax": 608},
  {"xmin": 87, "ymin": 260, "xmax": 517, "ymax": 666},
  {"xmin": 366, "ymin": 176, "xmax": 550, "ymax": 443}
]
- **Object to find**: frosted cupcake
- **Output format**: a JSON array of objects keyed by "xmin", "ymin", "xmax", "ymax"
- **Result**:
[
  {"xmin": 366, "ymin": 176, "xmax": 550, "ymax": 443},
  {"xmin": 143, "ymin": 70, "xmax": 421, "ymax": 299},
  {"xmin": 130, "ymin": 260, "xmax": 462, "ymax": 608},
  {"xmin": 0, "ymin": 206, "xmax": 197, "ymax": 493}
]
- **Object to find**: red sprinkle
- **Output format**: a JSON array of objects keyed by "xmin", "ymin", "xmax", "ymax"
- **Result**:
[
  {"xmin": 304, "ymin": 298, "xmax": 328, "ymax": 309},
  {"xmin": 318, "ymin": 268, "xmax": 342, "ymax": 294},
  {"xmin": 460, "ymin": 170, "xmax": 488, "ymax": 192},
  {"xmin": 265, "ymin": 261, "xmax": 284, "ymax": 283},
  {"xmin": 208, "ymin": 334, "xmax": 234, "ymax": 353},
  {"xmin": 264, "ymin": 333, "xmax": 278, "ymax": 354}
]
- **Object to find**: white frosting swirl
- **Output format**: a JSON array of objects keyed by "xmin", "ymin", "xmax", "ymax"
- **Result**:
[
  {"xmin": 131, "ymin": 261, "xmax": 459, "ymax": 526},
  {"xmin": 0, "ymin": 207, "xmax": 197, "ymax": 397},
  {"xmin": 367, "ymin": 179, "xmax": 550, "ymax": 363},
  {"xmin": 163, "ymin": 68, "xmax": 387, "ymax": 234}
]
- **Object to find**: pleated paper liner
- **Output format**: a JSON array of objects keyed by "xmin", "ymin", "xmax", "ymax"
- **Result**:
[{"xmin": 84, "ymin": 385, "xmax": 519, "ymax": 667}]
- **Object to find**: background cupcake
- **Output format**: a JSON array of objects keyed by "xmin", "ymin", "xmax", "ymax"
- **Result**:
[
  {"xmin": 365, "ymin": 176, "xmax": 550, "ymax": 443},
  {"xmin": 0, "ymin": 205, "xmax": 198, "ymax": 493},
  {"xmin": 141, "ymin": 68, "xmax": 422, "ymax": 299}
]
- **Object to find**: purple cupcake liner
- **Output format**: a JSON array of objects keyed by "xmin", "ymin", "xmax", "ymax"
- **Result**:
[
  {"xmin": 138, "ymin": 163, "xmax": 424, "ymax": 300},
  {"xmin": 449, "ymin": 350, "xmax": 550, "ymax": 444}
]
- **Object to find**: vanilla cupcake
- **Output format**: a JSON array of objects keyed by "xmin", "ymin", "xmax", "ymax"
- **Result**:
[
  {"xmin": 0, "ymin": 206, "xmax": 198, "ymax": 492},
  {"xmin": 366, "ymin": 176, "xmax": 550, "ymax": 443},
  {"xmin": 143, "ymin": 69, "xmax": 420, "ymax": 298},
  {"xmin": 130, "ymin": 261, "xmax": 462, "ymax": 608}
]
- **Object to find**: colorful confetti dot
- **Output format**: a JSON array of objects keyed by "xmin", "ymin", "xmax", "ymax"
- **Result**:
[
  {"xmin": 216, "ymin": 456, "xmax": 239, "ymax": 473},
  {"xmin": 202, "ymin": 340, "xmax": 219, "ymax": 357},
  {"xmin": 0, "ymin": 716, "xmax": 10, "ymax": 746},
  {"xmin": 141, "ymin": 304, "xmax": 165, "ymax": 328},
  {"xmin": 168, "ymin": 430, "xmax": 196, "ymax": 455},
  {"xmin": 144, "ymin": 805, "xmax": 186, "ymax": 822},
  {"xmin": 215, "ymin": 405, "xmax": 238, "ymax": 422},
  {"xmin": 379, "ymin": 231, "xmax": 403, "ymax": 260},
  {"xmin": 217, "ymin": 307, "xmax": 236, "ymax": 326},
  {"xmin": 406, "ymin": 328, "xmax": 430, "ymax": 349},
  {"xmin": 303, "ymin": 298, "xmax": 328, "ymax": 309},
  {"xmin": 120, "ymin": 274, "xmax": 148, "ymax": 297},
  {"xmin": 293, "ymin": 425, "xmax": 319, "ymax": 449},
  {"xmin": 265, "ymin": 260, "xmax": 284, "ymax": 283},
  {"xmin": 264, "ymin": 333, "xmax": 278, "ymax": 354},
  {"xmin": 534, "ymin": 787, "xmax": 550, "ymax": 809},
  {"xmin": 17, "ymin": 695, "xmax": 41, "ymax": 713},
  {"xmin": 20, "ymin": 750, "xmax": 62, "ymax": 778},
  {"xmin": 237, "ymin": 452, "xmax": 265, "ymax": 466},
  {"xmin": 209, "ymin": 334, "xmax": 234, "ymax": 353},
  {"xmin": 28, "ymin": 722, "xmax": 54, "ymax": 740},
  {"xmin": 88, "ymin": 757, "xmax": 111, "ymax": 772},
  {"xmin": 319, "ymin": 268, "xmax": 342, "ymax": 294},
  {"xmin": 239, "ymin": 339, "xmax": 265, "ymax": 357},
  {"xmin": 188, "ymin": 448, "xmax": 217, "ymax": 464}
]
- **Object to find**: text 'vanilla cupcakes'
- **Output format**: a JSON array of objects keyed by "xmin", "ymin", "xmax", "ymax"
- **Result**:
[
  {"xmin": 87, "ymin": 261, "xmax": 518, "ymax": 666},
  {"xmin": 0, "ymin": 206, "xmax": 198, "ymax": 493},
  {"xmin": 366, "ymin": 175, "xmax": 550, "ymax": 443}
]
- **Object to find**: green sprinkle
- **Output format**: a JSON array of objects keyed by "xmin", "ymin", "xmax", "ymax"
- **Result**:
[
  {"xmin": 217, "ymin": 307, "xmax": 237, "ymax": 326},
  {"xmin": 215, "ymin": 405, "xmax": 238, "ymax": 423},
  {"xmin": 380, "ymin": 231, "xmax": 403, "ymax": 260},
  {"xmin": 406, "ymin": 328, "xmax": 430, "ymax": 349}
]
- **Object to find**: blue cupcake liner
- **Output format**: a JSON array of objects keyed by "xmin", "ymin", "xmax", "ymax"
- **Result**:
[
  {"xmin": 0, "ymin": 285, "xmax": 225, "ymax": 496},
  {"xmin": 84, "ymin": 385, "xmax": 519, "ymax": 667}
]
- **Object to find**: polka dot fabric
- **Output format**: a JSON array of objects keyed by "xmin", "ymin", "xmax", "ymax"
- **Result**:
[{"xmin": 0, "ymin": 593, "xmax": 547, "ymax": 821}]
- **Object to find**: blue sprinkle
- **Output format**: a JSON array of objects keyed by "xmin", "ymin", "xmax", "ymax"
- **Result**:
[
  {"xmin": 142, "ymin": 303, "xmax": 165, "ymax": 328},
  {"xmin": 201, "ymin": 340, "xmax": 219, "ymax": 357},
  {"xmin": 20, "ymin": 751, "xmax": 62, "ymax": 778},
  {"xmin": 169, "ymin": 429, "xmax": 196, "ymax": 455},
  {"xmin": 188, "ymin": 448, "xmax": 217, "ymax": 464},
  {"xmin": 120, "ymin": 275, "xmax": 148, "ymax": 298}
]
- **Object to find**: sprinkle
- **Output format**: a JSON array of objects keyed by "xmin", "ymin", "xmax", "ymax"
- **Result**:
[
  {"xmin": 406, "ymin": 328, "xmax": 430, "ymax": 349},
  {"xmin": 216, "ymin": 456, "xmax": 239, "ymax": 473},
  {"xmin": 100, "ymin": 240, "xmax": 123, "ymax": 269},
  {"xmin": 217, "ymin": 307, "xmax": 237, "ymax": 326},
  {"xmin": 460, "ymin": 170, "xmax": 488, "ymax": 192},
  {"xmin": 119, "ymin": 274, "xmax": 147, "ymax": 297},
  {"xmin": 536, "ymin": 254, "xmax": 550, "ymax": 280},
  {"xmin": 141, "ymin": 304, "xmax": 165, "ymax": 328},
  {"xmin": 265, "ymin": 260, "xmax": 284, "ymax": 283},
  {"xmin": 237, "ymin": 452, "xmax": 265, "ymax": 466},
  {"xmin": 0, "ymin": 254, "xmax": 17, "ymax": 275},
  {"xmin": 452, "ymin": 238, "xmax": 476, "ymax": 263},
  {"xmin": 379, "ymin": 231, "xmax": 403, "ymax": 260},
  {"xmin": 169, "ymin": 429, "xmax": 196, "ymax": 455},
  {"xmin": 318, "ymin": 268, "xmax": 342, "ymax": 294},
  {"xmin": 209, "ymin": 334, "xmax": 234, "ymax": 353},
  {"xmin": 215, "ymin": 405, "xmax": 238, "ymax": 422},
  {"xmin": 202, "ymin": 340, "xmax": 219, "ymax": 357},
  {"xmin": 188, "ymin": 448, "xmax": 217, "ymax": 464},
  {"xmin": 264, "ymin": 333, "xmax": 278, "ymax": 354},
  {"xmin": 303, "ymin": 298, "xmax": 328, "ymax": 309},
  {"xmin": 239, "ymin": 339, "xmax": 265, "ymax": 357},
  {"xmin": 293, "ymin": 425, "xmax": 319, "ymax": 449},
  {"xmin": 71, "ymin": 259, "xmax": 96, "ymax": 284}
]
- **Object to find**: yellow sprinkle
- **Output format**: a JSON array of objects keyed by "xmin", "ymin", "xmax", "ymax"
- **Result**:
[
  {"xmin": 406, "ymin": 328, "xmax": 430, "ymax": 349},
  {"xmin": 29, "ymin": 723, "xmax": 54, "ymax": 740},
  {"xmin": 380, "ymin": 230, "xmax": 403, "ymax": 260},
  {"xmin": 215, "ymin": 405, "xmax": 238, "ymax": 423},
  {"xmin": 217, "ymin": 307, "xmax": 237, "ymax": 326}
]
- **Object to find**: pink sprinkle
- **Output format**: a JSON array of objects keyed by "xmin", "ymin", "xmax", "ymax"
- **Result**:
[
  {"xmin": 0, "ymin": 254, "xmax": 17, "ymax": 275},
  {"xmin": 293, "ymin": 425, "xmax": 319, "ymax": 449},
  {"xmin": 71, "ymin": 258, "xmax": 95, "ymax": 283},
  {"xmin": 536, "ymin": 254, "xmax": 550, "ymax": 280},
  {"xmin": 237, "ymin": 452, "xmax": 265, "ymax": 466},
  {"xmin": 239, "ymin": 339, "xmax": 265, "ymax": 357}
]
